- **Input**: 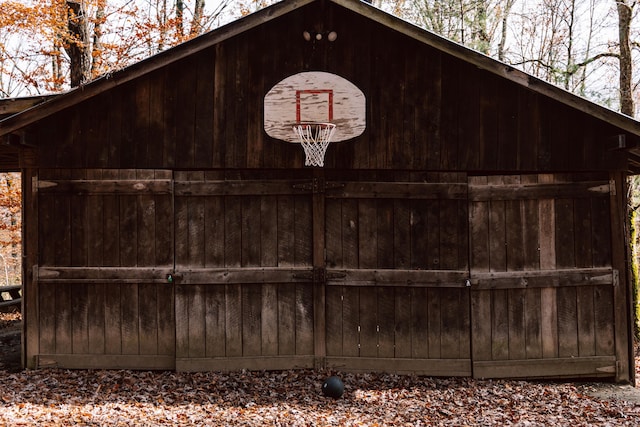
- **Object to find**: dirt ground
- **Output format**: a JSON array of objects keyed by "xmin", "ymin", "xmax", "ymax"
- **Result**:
[{"xmin": 2, "ymin": 307, "xmax": 640, "ymax": 406}]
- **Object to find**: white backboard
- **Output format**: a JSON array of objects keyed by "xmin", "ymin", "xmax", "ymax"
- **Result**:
[{"xmin": 264, "ymin": 71, "xmax": 366, "ymax": 143}]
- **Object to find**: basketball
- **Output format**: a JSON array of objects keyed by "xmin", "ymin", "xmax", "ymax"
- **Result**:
[{"xmin": 322, "ymin": 376, "xmax": 344, "ymax": 399}]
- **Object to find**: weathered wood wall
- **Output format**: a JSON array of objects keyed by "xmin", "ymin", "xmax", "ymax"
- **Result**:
[
  {"xmin": 18, "ymin": 1, "xmax": 632, "ymax": 379},
  {"xmin": 469, "ymin": 173, "xmax": 619, "ymax": 378},
  {"xmin": 35, "ymin": 169, "xmax": 175, "ymax": 369},
  {"xmin": 29, "ymin": 3, "xmax": 625, "ymax": 173}
]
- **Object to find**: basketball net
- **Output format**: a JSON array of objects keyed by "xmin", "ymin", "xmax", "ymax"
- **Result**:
[{"xmin": 292, "ymin": 123, "xmax": 336, "ymax": 167}]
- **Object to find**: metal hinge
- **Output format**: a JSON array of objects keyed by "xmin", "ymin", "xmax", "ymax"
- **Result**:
[{"xmin": 609, "ymin": 180, "xmax": 616, "ymax": 196}]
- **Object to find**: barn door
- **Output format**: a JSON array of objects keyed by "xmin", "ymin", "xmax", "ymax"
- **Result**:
[
  {"xmin": 469, "ymin": 174, "xmax": 618, "ymax": 379},
  {"xmin": 323, "ymin": 172, "xmax": 472, "ymax": 375},
  {"xmin": 35, "ymin": 169, "xmax": 175, "ymax": 369},
  {"xmin": 173, "ymin": 171, "xmax": 316, "ymax": 371}
]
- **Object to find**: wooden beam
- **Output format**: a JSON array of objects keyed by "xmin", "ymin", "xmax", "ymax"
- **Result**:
[
  {"xmin": 174, "ymin": 180, "xmax": 309, "ymax": 196},
  {"xmin": 37, "ymin": 267, "xmax": 173, "ymax": 284},
  {"xmin": 37, "ymin": 354, "xmax": 175, "ymax": 370},
  {"xmin": 327, "ymin": 182, "xmax": 468, "ymax": 199},
  {"xmin": 473, "ymin": 356, "xmax": 617, "ymax": 379},
  {"xmin": 469, "ymin": 181, "xmax": 612, "ymax": 201},
  {"xmin": 38, "ymin": 179, "xmax": 173, "ymax": 195},
  {"xmin": 176, "ymin": 267, "xmax": 314, "ymax": 284},
  {"xmin": 470, "ymin": 267, "xmax": 615, "ymax": 290},
  {"xmin": 326, "ymin": 357, "xmax": 472, "ymax": 376},
  {"xmin": 176, "ymin": 355, "xmax": 315, "ymax": 372},
  {"xmin": 326, "ymin": 268, "xmax": 469, "ymax": 287}
]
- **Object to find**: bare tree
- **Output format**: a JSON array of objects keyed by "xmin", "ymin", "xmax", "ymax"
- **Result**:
[{"xmin": 617, "ymin": 0, "xmax": 634, "ymax": 116}]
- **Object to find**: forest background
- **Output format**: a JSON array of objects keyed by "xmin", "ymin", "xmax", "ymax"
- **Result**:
[{"xmin": 1, "ymin": 0, "xmax": 640, "ymax": 332}]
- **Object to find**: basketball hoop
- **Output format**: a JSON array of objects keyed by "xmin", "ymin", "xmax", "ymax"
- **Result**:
[{"xmin": 292, "ymin": 122, "xmax": 336, "ymax": 167}]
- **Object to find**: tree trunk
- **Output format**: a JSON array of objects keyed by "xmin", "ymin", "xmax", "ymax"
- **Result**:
[
  {"xmin": 617, "ymin": 0, "xmax": 634, "ymax": 117},
  {"xmin": 176, "ymin": 0, "xmax": 185, "ymax": 40},
  {"xmin": 65, "ymin": 0, "xmax": 92, "ymax": 87},
  {"xmin": 190, "ymin": 0, "xmax": 206, "ymax": 37}
]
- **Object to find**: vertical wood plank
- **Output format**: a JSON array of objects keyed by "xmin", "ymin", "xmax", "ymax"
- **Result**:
[
  {"xmin": 422, "ymin": 288, "xmax": 439, "ymax": 359},
  {"xmin": 104, "ymin": 283, "xmax": 122, "ymax": 355},
  {"xmin": 539, "ymin": 174, "xmax": 558, "ymax": 359},
  {"xmin": 205, "ymin": 195, "xmax": 225, "ymax": 267},
  {"xmin": 175, "ymin": 285, "xmax": 188, "ymax": 359},
  {"xmin": 394, "ymin": 287, "xmax": 412, "ymax": 358},
  {"xmin": 38, "ymin": 284, "xmax": 56, "ymax": 354},
  {"xmin": 205, "ymin": 285, "xmax": 226, "ymax": 357},
  {"xmin": 189, "ymin": 285, "xmax": 206, "ymax": 358},
  {"xmin": 469, "ymin": 176, "xmax": 491, "ymax": 362},
  {"xmin": 225, "ymin": 284, "xmax": 242, "ymax": 357},
  {"xmin": 71, "ymin": 283, "xmax": 89, "ymax": 354},
  {"xmin": 359, "ymin": 287, "xmax": 378, "ymax": 357},
  {"xmin": 261, "ymin": 284, "xmax": 278, "ymax": 356},
  {"xmin": 342, "ymin": 286, "xmax": 360, "ymax": 357},
  {"xmin": 55, "ymin": 283, "xmax": 72, "ymax": 354},
  {"xmin": 138, "ymin": 282, "xmax": 158, "ymax": 356},
  {"xmin": 241, "ymin": 284, "xmax": 262, "ymax": 357},
  {"xmin": 277, "ymin": 284, "xmax": 296, "ymax": 355},
  {"xmin": 120, "ymin": 282, "xmax": 139, "ymax": 355},
  {"xmin": 358, "ymin": 200, "xmax": 377, "ymax": 269},
  {"xmin": 277, "ymin": 195, "xmax": 295, "ymax": 267},
  {"xmin": 491, "ymin": 289, "xmax": 509, "ymax": 360},
  {"xmin": 295, "ymin": 283, "xmax": 314, "ymax": 355},
  {"xmin": 377, "ymin": 287, "xmax": 395, "ymax": 358},
  {"xmin": 195, "ymin": 51, "xmax": 215, "ymax": 168},
  {"xmin": 325, "ymin": 286, "xmax": 343, "ymax": 356}
]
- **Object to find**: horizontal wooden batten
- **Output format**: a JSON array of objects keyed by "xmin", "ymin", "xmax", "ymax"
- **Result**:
[
  {"xmin": 470, "ymin": 268, "xmax": 616, "ymax": 290},
  {"xmin": 326, "ymin": 182, "xmax": 468, "ymax": 199},
  {"xmin": 174, "ymin": 180, "xmax": 310, "ymax": 196},
  {"xmin": 468, "ymin": 180, "xmax": 613, "ymax": 201},
  {"xmin": 326, "ymin": 357, "xmax": 472, "ymax": 377},
  {"xmin": 36, "ymin": 354, "xmax": 175, "ymax": 370},
  {"xmin": 326, "ymin": 269, "xmax": 470, "ymax": 287},
  {"xmin": 473, "ymin": 356, "xmax": 617, "ymax": 379},
  {"xmin": 175, "ymin": 267, "xmax": 314, "ymax": 284},
  {"xmin": 38, "ymin": 179, "xmax": 173, "ymax": 195},
  {"xmin": 176, "ymin": 356, "xmax": 315, "ymax": 372},
  {"xmin": 37, "ymin": 267, "xmax": 173, "ymax": 284}
]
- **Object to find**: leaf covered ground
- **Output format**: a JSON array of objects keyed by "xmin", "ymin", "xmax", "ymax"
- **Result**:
[{"xmin": 0, "ymin": 311, "xmax": 639, "ymax": 426}]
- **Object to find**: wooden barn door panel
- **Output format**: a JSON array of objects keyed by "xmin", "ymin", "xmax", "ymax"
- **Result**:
[
  {"xmin": 173, "ymin": 172, "xmax": 315, "ymax": 371},
  {"xmin": 35, "ymin": 170, "xmax": 175, "ymax": 370},
  {"xmin": 469, "ymin": 174, "xmax": 617, "ymax": 379},
  {"xmin": 324, "ymin": 174, "xmax": 471, "ymax": 375}
]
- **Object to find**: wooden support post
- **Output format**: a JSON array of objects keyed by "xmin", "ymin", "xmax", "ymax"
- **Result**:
[
  {"xmin": 312, "ymin": 169, "xmax": 326, "ymax": 369},
  {"xmin": 22, "ymin": 168, "xmax": 39, "ymax": 369},
  {"xmin": 609, "ymin": 171, "xmax": 632, "ymax": 383}
]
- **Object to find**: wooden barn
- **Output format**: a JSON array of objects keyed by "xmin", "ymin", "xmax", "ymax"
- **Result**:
[{"xmin": 1, "ymin": 0, "xmax": 639, "ymax": 382}]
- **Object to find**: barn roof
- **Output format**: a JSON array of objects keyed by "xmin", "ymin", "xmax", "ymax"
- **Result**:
[{"xmin": 2, "ymin": 0, "xmax": 640, "ymax": 171}]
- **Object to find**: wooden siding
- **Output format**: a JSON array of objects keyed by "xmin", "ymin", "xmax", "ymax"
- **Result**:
[
  {"xmin": 173, "ymin": 171, "xmax": 315, "ymax": 371},
  {"xmin": 469, "ymin": 174, "xmax": 616, "ymax": 379},
  {"xmin": 28, "ymin": 2, "xmax": 626, "ymax": 173},
  {"xmin": 324, "ymin": 172, "xmax": 471, "ymax": 375},
  {"xmin": 35, "ymin": 169, "xmax": 175, "ymax": 369},
  {"xmin": 14, "ymin": 0, "xmax": 631, "ymax": 380}
]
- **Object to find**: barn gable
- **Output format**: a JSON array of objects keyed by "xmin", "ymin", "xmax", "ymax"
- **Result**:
[{"xmin": 0, "ymin": 0, "xmax": 637, "ymax": 381}]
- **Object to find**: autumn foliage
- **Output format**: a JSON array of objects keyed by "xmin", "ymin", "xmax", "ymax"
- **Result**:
[
  {"xmin": 0, "ymin": 173, "xmax": 21, "ymax": 286},
  {"xmin": 0, "ymin": 0, "xmax": 232, "ymax": 96}
]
